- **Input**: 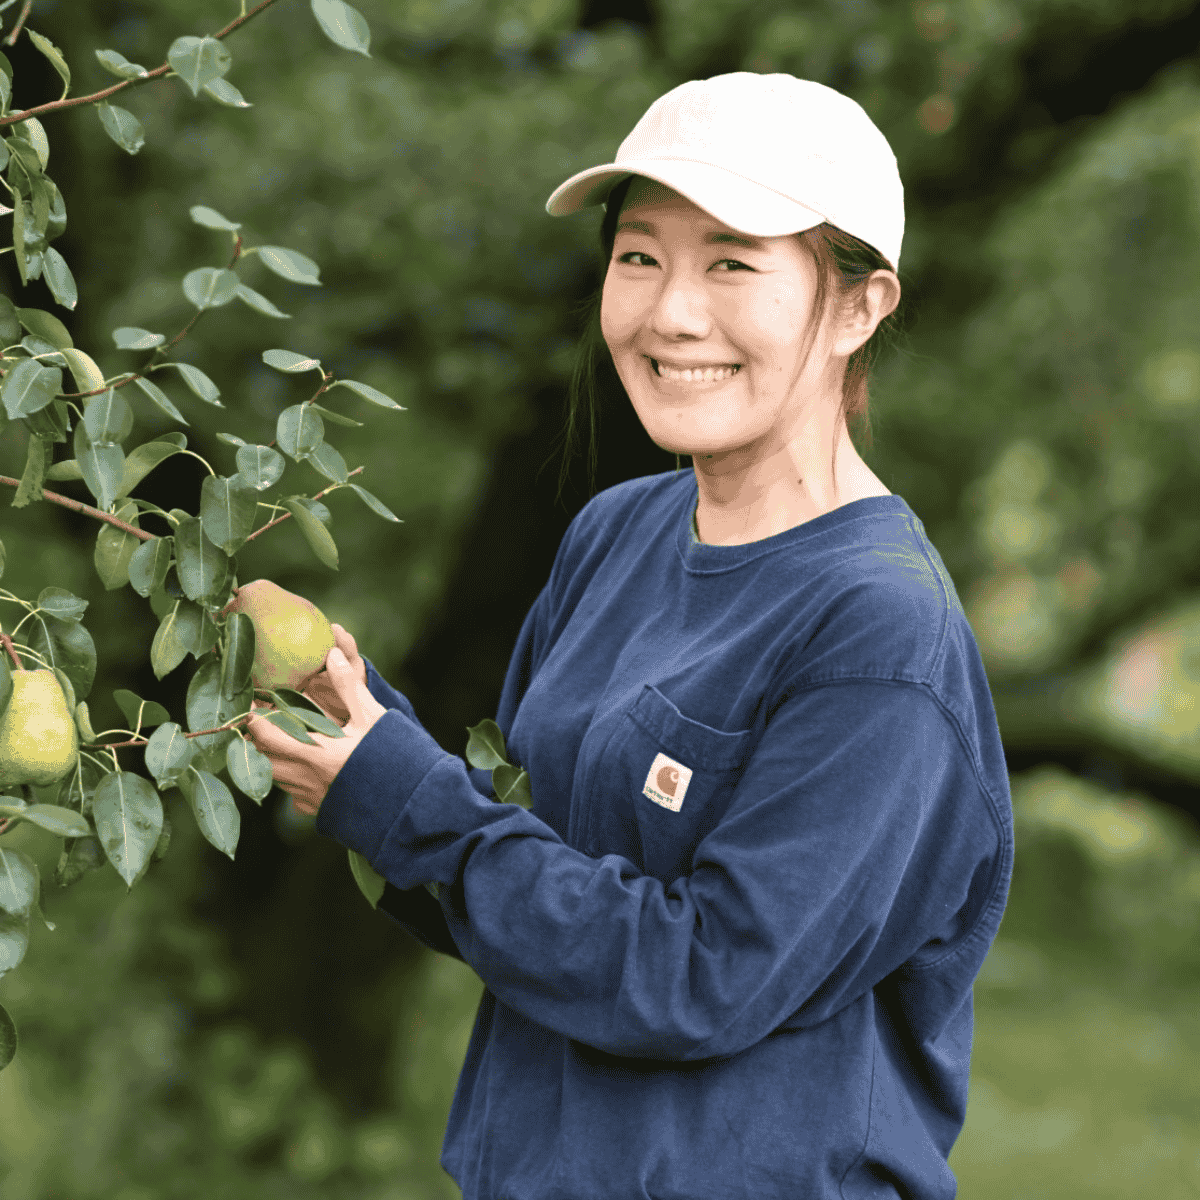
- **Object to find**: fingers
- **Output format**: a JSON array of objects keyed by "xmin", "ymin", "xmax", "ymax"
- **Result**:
[
  {"xmin": 331, "ymin": 623, "xmax": 360, "ymax": 663},
  {"xmin": 325, "ymin": 645, "xmax": 367, "ymax": 726}
]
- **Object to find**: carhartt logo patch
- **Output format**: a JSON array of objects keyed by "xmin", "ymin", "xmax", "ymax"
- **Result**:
[{"xmin": 643, "ymin": 753, "xmax": 693, "ymax": 812}]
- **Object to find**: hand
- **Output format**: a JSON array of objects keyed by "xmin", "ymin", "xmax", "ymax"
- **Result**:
[
  {"xmin": 247, "ymin": 644, "xmax": 387, "ymax": 816},
  {"xmin": 301, "ymin": 623, "xmax": 367, "ymax": 725}
]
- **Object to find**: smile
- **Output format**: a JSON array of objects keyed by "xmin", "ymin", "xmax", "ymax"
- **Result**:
[{"xmin": 649, "ymin": 358, "xmax": 741, "ymax": 383}]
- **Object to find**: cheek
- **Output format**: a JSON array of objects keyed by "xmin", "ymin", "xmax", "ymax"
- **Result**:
[{"xmin": 600, "ymin": 274, "xmax": 643, "ymax": 350}]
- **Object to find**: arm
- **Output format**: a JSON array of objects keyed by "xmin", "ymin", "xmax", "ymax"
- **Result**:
[{"xmin": 315, "ymin": 677, "xmax": 1009, "ymax": 1062}]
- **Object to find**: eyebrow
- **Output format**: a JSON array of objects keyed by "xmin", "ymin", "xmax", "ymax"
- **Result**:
[{"xmin": 614, "ymin": 219, "xmax": 764, "ymax": 249}]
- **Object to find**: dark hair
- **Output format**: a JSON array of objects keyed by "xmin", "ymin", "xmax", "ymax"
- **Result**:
[{"xmin": 549, "ymin": 174, "xmax": 909, "ymax": 504}]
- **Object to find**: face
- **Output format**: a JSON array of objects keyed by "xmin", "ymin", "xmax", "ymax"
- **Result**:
[{"xmin": 600, "ymin": 179, "xmax": 880, "ymax": 466}]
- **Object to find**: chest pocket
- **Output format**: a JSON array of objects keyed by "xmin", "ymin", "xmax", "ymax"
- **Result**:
[{"xmin": 583, "ymin": 684, "xmax": 754, "ymax": 884}]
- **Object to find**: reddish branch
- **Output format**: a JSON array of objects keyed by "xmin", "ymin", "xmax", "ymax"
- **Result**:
[
  {"xmin": 0, "ymin": 475, "xmax": 153, "ymax": 539},
  {"xmin": 1, "ymin": 630, "xmax": 24, "ymax": 670},
  {"xmin": 244, "ymin": 464, "xmax": 364, "ymax": 542},
  {"xmin": 4, "ymin": 2, "xmax": 32, "ymax": 47},
  {"xmin": 0, "ymin": 0, "xmax": 284, "ymax": 125}
]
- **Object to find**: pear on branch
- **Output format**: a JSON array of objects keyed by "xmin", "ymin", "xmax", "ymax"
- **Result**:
[
  {"xmin": 223, "ymin": 579, "xmax": 335, "ymax": 693},
  {"xmin": 0, "ymin": 670, "xmax": 79, "ymax": 788}
]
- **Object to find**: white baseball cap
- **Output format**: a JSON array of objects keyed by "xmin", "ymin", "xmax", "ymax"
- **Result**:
[{"xmin": 545, "ymin": 72, "xmax": 904, "ymax": 271}]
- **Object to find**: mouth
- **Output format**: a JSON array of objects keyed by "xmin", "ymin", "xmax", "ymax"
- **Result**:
[{"xmin": 648, "ymin": 357, "xmax": 741, "ymax": 384}]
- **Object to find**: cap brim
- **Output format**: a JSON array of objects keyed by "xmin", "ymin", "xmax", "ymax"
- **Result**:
[{"xmin": 545, "ymin": 158, "xmax": 829, "ymax": 239}]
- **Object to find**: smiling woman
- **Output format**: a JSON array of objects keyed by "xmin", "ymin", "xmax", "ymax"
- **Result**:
[{"xmin": 263, "ymin": 71, "xmax": 1014, "ymax": 1200}]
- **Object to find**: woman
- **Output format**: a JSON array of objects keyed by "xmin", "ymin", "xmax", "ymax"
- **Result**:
[{"xmin": 250, "ymin": 72, "xmax": 1013, "ymax": 1200}]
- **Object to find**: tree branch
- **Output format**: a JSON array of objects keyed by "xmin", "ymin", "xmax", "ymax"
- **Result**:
[
  {"xmin": 0, "ymin": 0, "xmax": 285, "ymax": 126},
  {"xmin": 0, "ymin": 476, "xmax": 152, "ymax": 540},
  {"xmin": 0, "ymin": 630, "xmax": 24, "ymax": 671},
  {"xmin": 243, "ymin": 465, "xmax": 364, "ymax": 543},
  {"xmin": 5, "ymin": 1, "xmax": 32, "ymax": 47}
]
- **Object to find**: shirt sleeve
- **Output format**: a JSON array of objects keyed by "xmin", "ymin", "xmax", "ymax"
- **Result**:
[{"xmin": 315, "ymin": 674, "xmax": 1006, "ymax": 1062}]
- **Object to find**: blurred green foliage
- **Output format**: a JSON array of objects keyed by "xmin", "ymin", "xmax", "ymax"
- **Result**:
[{"xmin": 0, "ymin": 0, "xmax": 1198, "ymax": 1194}]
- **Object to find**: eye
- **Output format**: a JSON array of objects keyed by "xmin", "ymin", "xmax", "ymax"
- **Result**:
[{"xmin": 615, "ymin": 252, "xmax": 754, "ymax": 272}]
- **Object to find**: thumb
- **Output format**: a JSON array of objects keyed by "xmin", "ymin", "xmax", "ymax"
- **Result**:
[{"xmin": 327, "ymin": 645, "xmax": 367, "ymax": 723}]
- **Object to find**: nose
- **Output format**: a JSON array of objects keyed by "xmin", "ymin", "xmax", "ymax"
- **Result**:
[{"xmin": 647, "ymin": 267, "xmax": 713, "ymax": 342}]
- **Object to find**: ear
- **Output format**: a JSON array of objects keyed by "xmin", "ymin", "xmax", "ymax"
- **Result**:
[{"xmin": 832, "ymin": 270, "xmax": 900, "ymax": 358}]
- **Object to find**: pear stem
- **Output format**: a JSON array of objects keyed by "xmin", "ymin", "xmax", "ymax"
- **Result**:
[{"xmin": 1, "ymin": 631, "xmax": 25, "ymax": 671}]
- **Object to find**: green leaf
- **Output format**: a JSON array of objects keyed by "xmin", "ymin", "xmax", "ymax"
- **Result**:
[
  {"xmin": 276, "ymin": 404, "xmax": 324, "ymax": 460},
  {"xmin": 27, "ymin": 30, "xmax": 69, "ymax": 99},
  {"xmin": 257, "ymin": 707, "xmax": 316, "ymax": 745},
  {"xmin": 234, "ymin": 284, "xmax": 289, "ymax": 319},
  {"xmin": 36, "ymin": 586, "xmax": 87, "ymax": 622},
  {"xmin": 215, "ymin": 432, "xmax": 245, "ymax": 447},
  {"xmin": 95, "ymin": 103, "xmax": 145, "ymax": 155},
  {"xmin": 9, "ymin": 803, "xmax": 89, "ymax": 838},
  {"xmin": 200, "ymin": 474, "xmax": 257, "ymax": 554},
  {"xmin": 348, "ymin": 848, "xmax": 385, "ymax": 909},
  {"xmin": 113, "ymin": 689, "xmax": 171, "ymax": 732},
  {"xmin": 16, "ymin": 306, "xmax": 72, "ymax": 348},
  {"xmin": 189, "ymin": 204, "xmax": 240, "ymax": 231},
  {"xmin": 12, "ymin": 199, "xmax": 27, "ymax": 286},
  {"xmin": 179, "ymin": 768, "xmax": 239, "ymax": 860},
  {"xmin": 492, "ymin": 763, "xmax": 533, "ymax": 809},
  {"xmin": 183, "ymin": 267, "xmax": 240, "ymax": 310},
  {"xmin": 11, "ymin": 434, "xmax": 49, "ymax": 508},
  {"xmin": 74, "ymin": 421, "xmax": 123, "ymax": 512},
  {"xmin": 0, "ymin": 847, "xmax": 37, "ymax": 916},
  {"xmin": 59, "ymin": 348, "xmax": 104, "ymax": 393},
  {"xmin": 262, "ymin": 348, "xmax": 322, "ymax": 374},
  {"xmin": 95, "ymin": 48, "xmax": 149, "ymax": 80},
  {"xmin": 16, "ymin": 118, "xmax": 49, "ymax": 170},
  {"xmin": 173, "ymin": 517, "xmax": 231, "ymax": 606},
  {"xmin": 0, "ymin": 295, "xmax": 21, "ymax": 345},
  {"xmin": 2, "ymin": 358, "xmax": 60, "ymax": 419},
  {"xmin": 267, "ymin": 689, "xmax": 345, "ymax": 738},
  {"xmin": 0, "ymin": 73, "xmax": 9, "ymax": 119},
  {"xmin": 282, "ymin": 497, "xmax": 338, "ymax": 570},
  {"xmin": 309, "ymin": 404, "xmax": 362, "ymax": 428},
  {"xmin": 83, "ymin": 389, "xmax": 133, "ymax": 444},
  {"xmin": 23, "ymin": 398, "xmax": 69, "ymax": 445},
  {"xmin": 44, "ymin": 179, "xmax": 66, "ymax": 241},
  {"xmin": 167, "ymin": 35, "xmax": 231, "ymax": 98},
  {"xmin": 234, "ymin": 444, "xmax": 284, "ymax": 491},
  {"xmin": 327, "ymin": 378, "xmax": 405, "ymax": 410},
  {"xmin": 127, "ymin": 535, "xmax": 173, "ymax": 598},
  {"xmin": 0, "ymin": 658, "xmax": 9, "ymax": 720},
  {"xmin": 311, "ymin": 0, "xmax": 372, "ymax": 57},
  {"xmin": 257, "ymin": 246, "xmax": 321, "ymax": 286},
  {"xmin": 112, "ymin": 327, "xmax": 164, "ymax": 350},
  {"xmin": 226, "ymin": 735, "xmax": 273, "ymax": 803},
  {"xmin": 30, "ymin": 613, "xmax": 96, "ymax": 701},
  {"xmin": 348, "ymin": 483, "xmax": 401, "ymax": 522},
  {"xmin": 301, "ymin": 440, "xmax": 348, "ymax": 484},
  {"xmin": 292, "ymin": 496, "xmax": 331, "ymax": 525},
  {"xmin": 465, "ymin": 718, "xmax": 508, "ymax": 771},
  {"xmin": 0, "ymin": 909, "xmax": 30, "ymax": 976},
  {"xmin": 93, "ymin": 772, "xmax": 162, "ymax": 888},
  {"xmin": 144, "ymin": 721, "xmax": 195, "ymax": 787},
  {"xmin": 203, "ymin": 78, "xmax": 251, "ymax": 108},
  {"xmin": 94, "ymin": 501, "xmax": 142, "ymax": 590},
  {"xmin": 118, "ymin": 438, "xmax": 186, "ymax": 498},
  {"xmin": 221, "ymin": 612, "xmax": 255, "ymax": 700},
  {"xmin": 41, "ymin": 247, "xmax": 76, "ymax": 310},
  {"xmin": 187, "ymin": 658, "xmax": 251, "ymax": 759},
  {"xmin": 150, "ymin": 600, "xmax": 204, "ymax": 679},
  {"xmin": 52, "ymin": 668, "xmax": 75, "ymax": 715},
  {"xmin": 153, "ymin": 362, "xmax": 220, "ymax": 405},
  {"xmin": 44, "ymin": 458, "xmax": 81, "ymax": 482},
  {"xmin": 54, "ymin": 834, "xmax": 106, "ymax": 889},
  {"xmin": 130, "ymin": 375, "xmax": 188, "ymax": 425},
  {"xmin": 0, "ymin": 1001, "xmax": 16, "ymax": 1071},
  {"xmin": 74, "ymin": 697, "xmax": 96, "ymax": 743}
]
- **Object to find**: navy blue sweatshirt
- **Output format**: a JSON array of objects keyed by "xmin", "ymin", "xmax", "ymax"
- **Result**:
[{"xmin": 315, "ymin": 469, "xmax": 1014, "ymax": 1200}]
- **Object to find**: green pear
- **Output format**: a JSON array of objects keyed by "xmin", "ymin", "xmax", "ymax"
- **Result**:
[
  {"xmin": 227, "ymin": 579, "xmax": 336, "ymax": 692},
  {"xmin": 0, "ymin": 669, "xmax": 79, "ymax": 787}
]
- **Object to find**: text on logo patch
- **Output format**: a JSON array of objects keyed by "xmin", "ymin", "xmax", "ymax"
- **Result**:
[{"xmin": 642, "ymin": 752, "xmax": 693, "ymax": 812}]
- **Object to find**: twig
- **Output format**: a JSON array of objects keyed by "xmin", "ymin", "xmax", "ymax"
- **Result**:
[
  {"xmin": 4, "ymin": 1, "xmax": 32, "ymax": 47},
  {"xmin": 243, "ymin": 465, "xmax": 364, "ymax": 543},
  {"xmin": 0, "ymin": 0, "xmax": 284, "ymax": 126},
  {"xmin": 0, "ymin": 476, "xmax": 153, "ymax": 540},
  {"xmin": 85, "ymin": 709, "xmax": 266, "ymax": 750},
  {"xmin": 0, "ymin": 630, "xmax": 24, "ymax": 670}
]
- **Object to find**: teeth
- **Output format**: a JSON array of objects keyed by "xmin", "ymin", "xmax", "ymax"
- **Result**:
[{"xmin": 654, "ymin": 361, "xmax": 740, "ymax": 382}]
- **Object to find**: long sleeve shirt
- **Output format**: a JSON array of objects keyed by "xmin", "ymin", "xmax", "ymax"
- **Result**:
[{"xmin": 315, "ymin": 469, "xmax": 1014, "ymax": 1200}]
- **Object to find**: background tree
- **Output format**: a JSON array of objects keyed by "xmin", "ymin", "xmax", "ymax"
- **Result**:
[{"xmin": 0, "ymin": 0, "xmax": 1199, "ymax": 1197}]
